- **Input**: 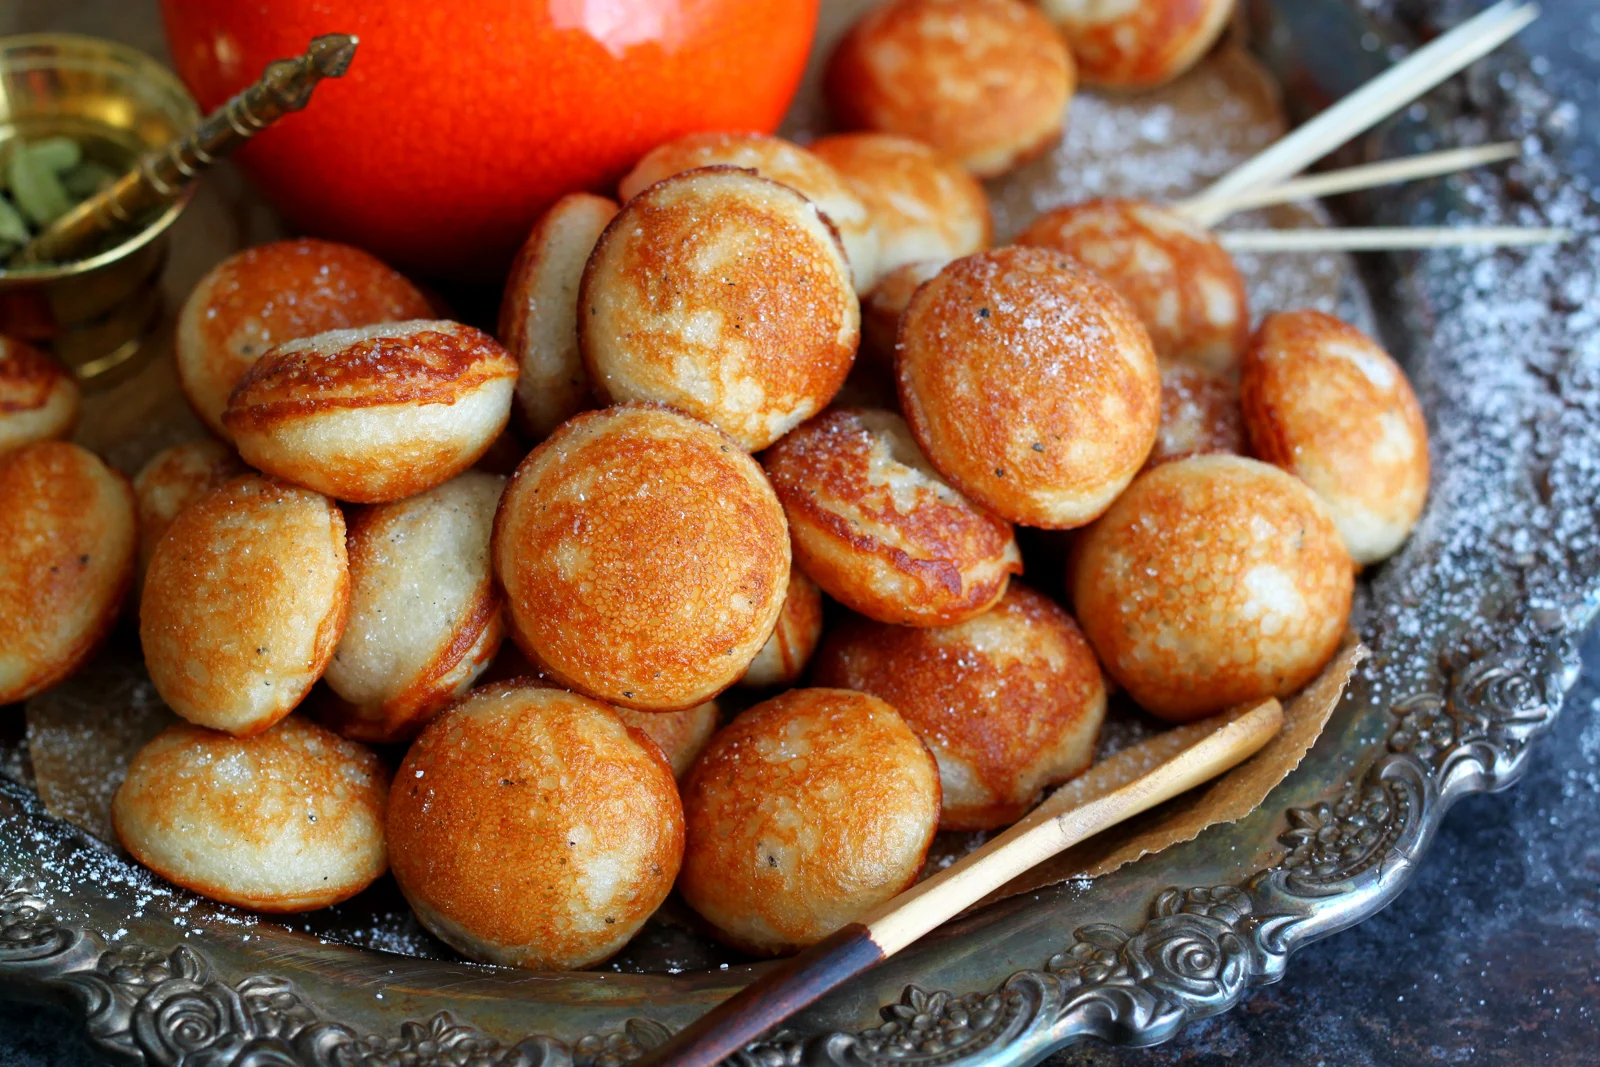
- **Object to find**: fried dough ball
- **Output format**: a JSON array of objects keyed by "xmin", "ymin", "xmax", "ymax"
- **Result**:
[
  {"xmin": 809, "ymin": 133, "xmax": 991, "ymax": 281},
  {"xmin": 861, "ymin": 259, "xmax": 949, "ymax": 370},
  {"xmin": 387, "ymin": 683, "xmax": 684, "ymax": 970},
  {"xmin": 223, "ymin": 320, "xmax": 518, "ymax": 503},
  {"xmin": 813, "ymin": 583, "xmax": 1106, "ymax": 830},
  {"xmin": 493, "ymin": 404, "xmax": 790, "ymax": 711},
  {"xmin": 739, "ymin": 568, "xmax": 825, "ymax": 689},
  {"xmin": 1147, "ymin": 363, "xmax": 1245, "ymax": 469},
  {"xmin": 132, "ymin": 439, "xmax": 248, "ymax": 588},
  {"xmin": 319, "ymin": 472, "xmax": 506, "ymax": 744},
  {"xmin": 1017, "ymin": 198, "xmax": 1248, "ymax": 376},
  {"xmin": 763, "ymin": 408, "xmax": 1021, "ymax": 626},
  {"xmin": 898, "ymin": 248, "xmax": 1161, "ymax": 529},
  {"xmin": 177, "ymin": 239, "xmax": 433, "ymax": 439},
  {"xmin": 141, "ymin": 476, "xmax": 349, "ymax": 736},
  {"xmin": 1071, "ymin": 455, "xmax": 1352, "ymax": 722},
  {"xmin": 112, "ymin": 716, "xmax": 387, "ymax": 912},
  {"xmin": 499, "ymin": 194, "xmax": 618, "ymax": 441},
  {"xmin": 0, "ymin": 337, "xmax": 79, "ymax": 452},
  {"xmin": 619, "ymin": 132, "xmax": 878, "ymax": 291},
  {"xmin": 580, "ymin": 168, "xmax": 859, "ymax": 451},
  {"xmin": 612, "ymin": 701, "xmax": 721, "ymax": 779},
  {"xmin": 0, "ymin": 443, "xmax": 135, "ymax": 704},
  {"xmin": 678, "ymin": 688, "xmax": 940, "ymax": 955},
  {"xmin": 826, "ymin": 0, "xmax": 1075, "ymax": 179},
  {"xmin": 1038, "ymin": 0, "xmax": 1237, "ymax": 89},
  {"xmin": 1241, "ymin": 311, "xmax": 1430, "ymax": 565}
]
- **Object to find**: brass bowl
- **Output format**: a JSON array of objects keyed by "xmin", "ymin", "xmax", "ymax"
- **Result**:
[{"xmin": 0, "ymin": 33, "xmax": 198, "ymax": 383}]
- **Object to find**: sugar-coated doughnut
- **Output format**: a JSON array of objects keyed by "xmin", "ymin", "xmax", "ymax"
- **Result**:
[
  {"xmin": 140, "ymin": 475, "xmax": 349, "ymax": 736},
  {"xmin": 132, "ymin": 439, "xmax": 248, "ymax": 588},
  {"xmin": 897, "ymin": 248, "xmax": 1161, "ymax": 529},
  {"xmin": 619, "ymin": 132, "xmax": 879, "ymax": 291},
  {"xmin": 176, "ymin": 239, "xmax": 432, "ymax": 439},
  {"xmin": 1071, "ymin": 455, "xmax": 1352, "ymax": 721},
  {"xmin": 809, "ymin": 133, "xmax": 991, "ymax": 282},
  {"xmin": 387, "ymin": 683, "xmax": 683, "ymax": 970},
  {"xmin": 861, "ymin": 259, "xmax": 949, "ymax": 370},
  {"xmin": 826, "ymin": 0, "xmax": 1075, "ymax": 179},
  {"xmin": 739, "ymin": 568, "xmax": 824, "ymax": 688},
  {"xmin": 1017, "ymin": 198, "xmax": 1248, "ymax": 375},
  {"xmin": 1147, "ymin": 364, "xmax": 1245, "ymax": 469},
  {"xmin": 678, "ymin": 688, "xmax": 940, "ymax": 955},
  {"xmin": 1241, "ymin": 310, "xmax": 1430, "ymax": 565},
  {"xmin": 763, "ymin": 407, "xmax": 1021, "ymax": 625},
  {"xmin": 112, "ymin": 716, "xmax": 387, "ymax": 912},
  {"xmin": 580, "ymin": 168, "xmax": 859, "ymax": 451},
  {"xmin": 493, "ymin": 404, "xmax": 790, "ymax": 711},
  {"xmin": 319, "ymin": 472, "xmax": 506, "ymax": 743},
  {"xmin": 813, "ymin": 583, "xmax": 1106, "ymax": 830},
  {"xmin": 1039, "ymin": 0, "xmax": 1237, "ymax": 89},
  {"xmin": 0, "ymin": 337, "xmax": 79, "ymax": 452},
  {"xmin": 224, "ymin": 320, "xmax": 518, "ymax": 503},
  {"xmin": 499, "ymin": 193, "xmax": 618, "ymax": 441},
  {"xmin": 0, "ymin": 442, "xmax": 134, "ymax": 704},
  {"xmin": 612, "ymin": 701, "xmax": 721, "ymax": 779}
]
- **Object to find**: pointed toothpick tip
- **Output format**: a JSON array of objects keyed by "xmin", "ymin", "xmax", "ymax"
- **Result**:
[{"xmin": 309, "ymin": 33, "xmax": 359, "ymax": 78}]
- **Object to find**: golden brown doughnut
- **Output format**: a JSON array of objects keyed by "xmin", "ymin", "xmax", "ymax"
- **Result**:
[
  {"xmin": 1016, "ymin": 198, "xmax": 1248, "ymax": 376},
  {"xmin": 132, "ymin": 439, "xmax": 248, "ymax": 589},
  {"xmin": 493, "ymin": 404, "xmax": 790, "ymax": 711},
  {"xmin": 319, "ymin": 472, "xmax": 506, "ymax": 743},
  {"xmin": 739, "ymin": 567, "xmax": 825, "ymax": 689},
  {"xmin": 1147, "ymin": 363, "xmax": 1245, "ymax": 469},
  {"xmin": 1241, "ymin": 310, "xmax": 1430, "ymax": 565},
  {"xmin": 579, "ymin": 168, "xmax": 859, "ymax": 451},
  {"xmin": 223, "ymin": 320, "xmax": 518, "ymax": 503},
  {"xmin": 762, "ymin": 407, "xmax": 1021, "ymax": 626},
  {"xmin": 498, "ymin": 193, "xmax": 618, "ymax": 441},
  {"xmin": 1039, "ymin": 0, "xmax": 1237, "ymax": 89},
  {"xmin": 0, "ymin": 442, "xmax": 135, "ymax": 704},
  {"xmin": 387, "ymin": 683, "xmax": 683, "ymax": 970},
  {"xmin": 140, "ymin": 475, "xmax": 349, "ymax": 736},
  {"xmin": 0, "ymin": 337, "xmax": 79, "ymax": 452},
  {"xmin": 112, "ymin": 716, "xmax": 387, "ymax": 912},
  {"xmin": 897, "ymin": 248, "xmax": 1161, "ymax": 529},
  {"xmin": 619, "ymin": 132, "xmax": 879, "ymax": 291},
  {"xmin": 825, "ymin": 0, "xmax": 1075, "ymax": 179},
  {"xmin": 860, "ymin": 259, "xmax": 949, "ymax": 370},
  {"xmin": 1071, "ymin": 455, "xmax": 1352, "ymax": 721},
  {"xmin": 678, "ymin": 688, "xmax": 940, "ymax": 955},
  {"xmin": 612, "ymin": 701, "xmax": 721, "ymax": 779},
  {"xmin": 813, "ymin": 583, "xmax": 1106, "ymax": 830},
  {"xmin": 176, "ymin": 239, "xmax": 433, "ymax": 439},
  {"xmin": 809, "ymin": 133, "xmax": 991, "ymax": 282}
]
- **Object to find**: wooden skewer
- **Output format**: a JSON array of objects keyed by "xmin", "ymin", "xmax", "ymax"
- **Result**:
[
  {"xmin": 632, "ymin": 700, "xmax": 1286, "ymax": 1067},
  {"xmin": 1217, "ymin": 226, "xmax": 1570, "ymax": 252},
  {"xmin": 1191, "ymin": 0, "xmax": 1538, "ymax": 207},
  {"xmin": 1177, "ymin": 143, "xmax": 1520, "ymax": 228}
]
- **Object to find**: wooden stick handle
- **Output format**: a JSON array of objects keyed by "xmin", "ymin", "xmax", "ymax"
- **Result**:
[
  {"xmin": 1193, "ymin": 1, "xmax": 1537, "ymax": 205},
  {"xmin": 1218, "ymin": 226, "xmax": 1570, "ymax": 252},
  {"xmin": 633, "ymin": 701, "xmax": 1283, "ymax": 1067},
  {"xmin": 1178, "ymin": 143, "xmax": 1519, "ymax": 227}
]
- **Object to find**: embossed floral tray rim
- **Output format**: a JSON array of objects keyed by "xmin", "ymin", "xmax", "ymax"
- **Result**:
[{"xmin": 3, "ymin": 1, "xmax": 1599, "ymax": 1064}]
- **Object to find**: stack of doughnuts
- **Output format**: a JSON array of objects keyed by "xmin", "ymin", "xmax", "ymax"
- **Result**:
[{"xmin": 0, "ymin": 0, "xmax": 1436, "ymax": 978}]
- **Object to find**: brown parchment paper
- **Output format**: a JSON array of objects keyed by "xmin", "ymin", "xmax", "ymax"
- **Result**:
[{"xmin": 982, "ymin": 636, "xmax": 1368, "ymax": 907}]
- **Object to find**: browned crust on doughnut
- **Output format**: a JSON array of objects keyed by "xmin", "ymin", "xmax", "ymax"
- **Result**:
[
  {"xmin": 0, "ymin": 442, "xmax": 135, "ymax": 704},
  {"xmin": 1017, "ymin": 199, "xmax": 1248, "ymax": 375},
  {"xmin": 813, "ymin": 583, "xmax": 1106, "ymax": 830},
  {"xmin": 1043, "ymin": 0, "xmax": 1236, "ymax": 89},
  {"xmin": 0, "ymin": 337, "xmax": 74, "ymax": 414},
  {"xmin": 740, "ymin": 568, "xmax": 825, "ymax": 688},
  {"xmin": 824, "ymin": 0, "xmax": 1075, "ymax": 178},
  {"xmin": 762, "ymin": 407, "xmax": 1020, "ymax": 626},
  {"xmin": 223, "ymin": 322, "xmax": 517, "ymax": 429}
]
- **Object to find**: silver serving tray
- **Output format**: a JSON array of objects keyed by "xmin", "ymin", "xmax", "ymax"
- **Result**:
[{"xmin": 3, "ymin": 1, "xmax": 1598, "ymax": 1063}]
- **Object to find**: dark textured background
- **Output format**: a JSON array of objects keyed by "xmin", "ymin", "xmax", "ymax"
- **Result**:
[{"xmin": 2, "ymin": 1, "xmax": 1597, "ymax": 1063}]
